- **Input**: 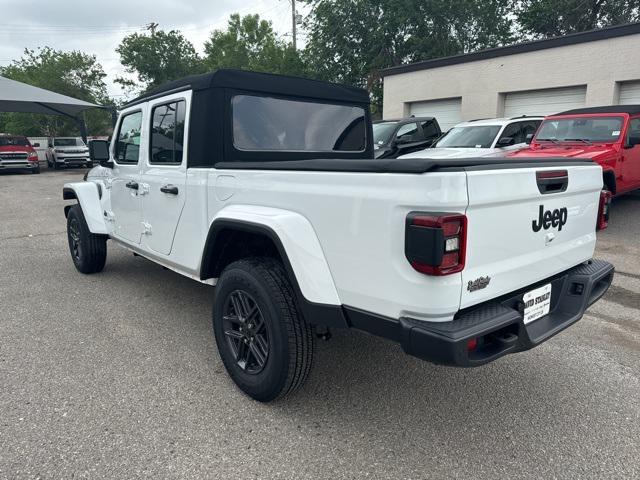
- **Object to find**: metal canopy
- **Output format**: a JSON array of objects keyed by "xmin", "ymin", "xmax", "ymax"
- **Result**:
[{"xmin": 0, "ymin": 76, "xmax": 102, "ymax": 117}]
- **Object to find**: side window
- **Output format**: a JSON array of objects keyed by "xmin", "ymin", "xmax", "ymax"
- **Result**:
[
  {"xmin": 421, "ymin": 120, "xmax": 439, "ymax": 138},
  {"xmin": 499, "ymin": 122, "xmax": 525, "ymax": 144},
  {"xmin": 521, "ymin": 120, "xmax": 541, "ymax": 140},
  {"xmin": 150, "ymin": 100, "xmax": 186, "ymax": 165},
  {"xmin": 115, "ymin": 111, "xmax": 143, "ymax": 164},
  {"xmin": 396, "ymin": 122, "xmax": 419, "ymax": 141},
  {"xmin": 626, "ymin": 118, "xmax": 640, "ymax": 146}
]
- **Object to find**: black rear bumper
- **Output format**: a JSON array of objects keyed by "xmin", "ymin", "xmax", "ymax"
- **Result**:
[{"xmin": 344, "ymin": 259, "xmax": 614, "ymax": 367}]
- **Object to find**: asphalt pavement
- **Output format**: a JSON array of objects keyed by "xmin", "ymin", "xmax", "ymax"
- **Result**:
[{"xmin": 0, "ymin": 168, "xmax": 638, "ymax": 479}]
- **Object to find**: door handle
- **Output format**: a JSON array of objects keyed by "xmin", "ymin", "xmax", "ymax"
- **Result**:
[
  {"xmin": 125, "ymin": 181, "xmax": 139, "ymax": 190},
  {"xmin": 160, "ymin": 184, "xmax": 179, "ymax": 195}
]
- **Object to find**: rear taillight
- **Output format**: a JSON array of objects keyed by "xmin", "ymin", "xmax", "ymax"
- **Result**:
[
  {"xmin": 597, "ymin": 190, "xmax": 612, "ymax": 231},
  {"xmin": 405, "ymin": 212, "xmax": 467, "ymax": 276}
]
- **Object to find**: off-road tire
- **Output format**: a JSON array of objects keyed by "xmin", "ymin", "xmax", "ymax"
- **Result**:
[
  {"xmin": 66, "ymin": 204, "xmax": 107, "ymax": 274},
  {"xmin": 213, "ymin": 257, "xmax": 314, "ymax": 402}
]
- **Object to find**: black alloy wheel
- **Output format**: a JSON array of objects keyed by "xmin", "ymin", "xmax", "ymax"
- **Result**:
[
  {"xmin": 213, "ymin": 257, "xmax": 314, "ymax": 402},
  {"xmin": 66, "ymin": 205, "xmax": 107, "ymax": 274},
  {"xmin": 68, "ymin": 216, "xmax": 82, "ymax": 263},
  {"xmin": 222, "ymin": 290, "xmax": 270, "ymax": 374}
]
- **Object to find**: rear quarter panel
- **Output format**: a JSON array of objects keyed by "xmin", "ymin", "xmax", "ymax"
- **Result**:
[{"xmin": 205, "ymin": 169, "xmax": 469, "ymax": 321}]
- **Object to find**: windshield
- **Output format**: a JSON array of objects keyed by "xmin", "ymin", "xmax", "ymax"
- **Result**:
[
  {"xmin": 372, "ymin": 122, "xmax": 398, "ymax": 145},
  {"xmin": 0, "ymin": 136, "xmax": 30, "ymax": 147},
  {"xmin": 435, "ymin": 125, "xmax": 501, "ymax": 148},
  {"xmin": 54, "ymin": 138, "xmax": 84, "ymax": 147},
  {"xmin": 536, "ymin": 116, "xmax": 624, "ymax": 143}
]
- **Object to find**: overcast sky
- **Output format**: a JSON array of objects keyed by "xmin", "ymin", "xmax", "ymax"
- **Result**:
[{"xmin": 0, "ymin": 0, "xmax": 306, "ymax": 100}]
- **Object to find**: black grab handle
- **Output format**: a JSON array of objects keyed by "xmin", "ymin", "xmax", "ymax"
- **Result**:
[{"xmin": 160, "ymin": 185, "xmax": 179, "ymax": 195}]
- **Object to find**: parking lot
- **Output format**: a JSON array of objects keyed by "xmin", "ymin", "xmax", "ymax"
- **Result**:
[{"xmin": 0, "ymin": 168, "xmax": 638, "ymax": 479}]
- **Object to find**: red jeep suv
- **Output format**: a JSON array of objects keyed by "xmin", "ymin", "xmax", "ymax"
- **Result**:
[
  {"xmin": 0, "ymin": 135, "xmax": 40, "ymax": 174},
  {"xmin": 510, "ymin": 106, "xmax": 640, "ymax": 197}
]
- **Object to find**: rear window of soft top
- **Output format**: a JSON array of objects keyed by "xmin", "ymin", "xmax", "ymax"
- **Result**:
[{"xmin": 232, "ymin": 95, "xmax": 366, "ymax": 152}]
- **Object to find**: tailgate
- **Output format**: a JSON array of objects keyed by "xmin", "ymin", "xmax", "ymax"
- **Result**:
[{"xmin": 461, "ymin": 164, "xmax": 602, "ymax": 309}]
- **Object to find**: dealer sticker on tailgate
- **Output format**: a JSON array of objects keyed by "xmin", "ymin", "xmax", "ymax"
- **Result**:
[{"xmin": 523, "ymin": 283, "xmax": 552, "ymax": 324}]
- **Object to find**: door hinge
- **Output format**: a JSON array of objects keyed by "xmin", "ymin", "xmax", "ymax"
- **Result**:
[{"xmin": 141, "ymin": 222, "xmax": 152, "ymax": 235}]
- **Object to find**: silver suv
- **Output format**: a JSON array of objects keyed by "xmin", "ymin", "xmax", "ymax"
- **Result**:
[{"xmin": 47, "ymin": 137, "xmax": 91, "ymax": 169}]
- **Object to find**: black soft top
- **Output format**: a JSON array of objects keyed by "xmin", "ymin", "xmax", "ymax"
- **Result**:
[
  {"xmin": 127, "ymin": 69, "xmax": 370, "ymax": 107},
  {"xmin": 556, "ymin": 105, "xmax": 640, "ymax": 116},
  {"xmin": 124, "ymin": 69, "xmax": 373, "ymax": 167}
]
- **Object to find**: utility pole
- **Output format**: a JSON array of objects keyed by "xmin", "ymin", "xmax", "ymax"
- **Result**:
[
  {"xmin": 291, "ymin": 0, "xmax": 297, "ymax": 50},
  {"xmin": 146, "ymin": 22, "xmax": 158, "ymax": 35}
]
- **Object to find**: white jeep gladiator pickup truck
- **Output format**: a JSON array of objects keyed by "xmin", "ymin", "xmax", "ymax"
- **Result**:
[{"xmin": 63, "ymin": 70, "xmax": 614, "ymax": 402}]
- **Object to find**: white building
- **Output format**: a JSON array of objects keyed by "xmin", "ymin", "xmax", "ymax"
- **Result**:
[{"xmin": 382, "ymin": 23, "xmax": 640, "ymax": 130}]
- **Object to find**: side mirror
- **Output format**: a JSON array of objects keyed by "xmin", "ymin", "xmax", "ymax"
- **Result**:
[
  {"xmin": 33, "ymin": 142, "xmax": 40, "ymax": 148},
  {"xmin": 89, "ymin": 140, "xmax": 113, "ymax": 168},
  {"xmin": 525, "ymin": 133, "xmax": 534, "ymax": 145},
  {"xmin": 496, "ymin": 136, "xmax": 515, "ymax": 147}
]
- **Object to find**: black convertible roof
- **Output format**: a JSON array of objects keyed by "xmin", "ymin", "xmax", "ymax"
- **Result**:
[
  {"xmin": 556, "ymin": 105, "xmax": 640, "ymax": 115},
  {"xmin": 126, "ymin": 69, "xmax": 370, "ymax": 106}
]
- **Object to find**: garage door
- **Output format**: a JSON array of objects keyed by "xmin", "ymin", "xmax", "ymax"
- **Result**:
[
  {"xmin": 409, "ymin": 98, "xmax": 461, "ymax": 130},
  {"xmin": 619, "ymin": 81, "xmax": 640, "ymax": 104},
  {"xmin": 503, "ymin": 86, "xmax": 586, "ymax": 117}
]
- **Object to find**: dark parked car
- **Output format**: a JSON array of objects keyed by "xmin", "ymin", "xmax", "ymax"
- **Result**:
[{"xmin": 373, "ymin": 116, "xmax": 442, "ymax": 158}]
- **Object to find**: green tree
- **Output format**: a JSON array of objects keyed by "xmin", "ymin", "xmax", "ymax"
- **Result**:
[
  {"xmin": 0, "ymin": 47, "xmax": 111, "ymax": 136},
  {"xmin": 116, "ymin": 29, "xmax": 203, "ymax": 92},
  {"xmin": 302, "ymin": 0, "xmax": 514, "ymax": 114},
  {"xmin": 203, "ymin": 13, "xmax": 306, "ymax": 76},
  {"xmin": 517, "ymin": 0, "xmax": 640, "ymax": 38}
]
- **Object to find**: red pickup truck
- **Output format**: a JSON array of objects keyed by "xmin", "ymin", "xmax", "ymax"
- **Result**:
[
  {"xmin": 0, "ymin": 135, "xmax": 40, "ymax": 174},
  {"xmin": 510, "ymin": 106, "xmax": 640, "ymax": 196}
]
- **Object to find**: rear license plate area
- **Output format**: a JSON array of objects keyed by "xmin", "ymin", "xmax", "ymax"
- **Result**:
[{"xmin": 522, "ymin": 283, "xmax": 552, "ymax": 325}]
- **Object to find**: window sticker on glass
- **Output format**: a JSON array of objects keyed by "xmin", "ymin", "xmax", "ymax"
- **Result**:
[{"xmin": 612, "ymin": 130, "xmax": 620, "ymax": 136}]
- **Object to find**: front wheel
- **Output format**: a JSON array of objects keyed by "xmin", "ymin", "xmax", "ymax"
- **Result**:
[
  {"xmin": 213, "ymin": 257, "xmax": 314, "ymax": 402},
  {"xmin": 67, "ymin": 205, "xmax": 107, "ymax": 274}
]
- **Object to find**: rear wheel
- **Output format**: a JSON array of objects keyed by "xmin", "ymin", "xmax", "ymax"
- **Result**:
[
  {"xmin": 213, "ymin": 257, "xmax": 314, "ymax": 402},
  {"xmin": 66, "ymin": 205, "xmax": 107, "ymax": 274}
]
